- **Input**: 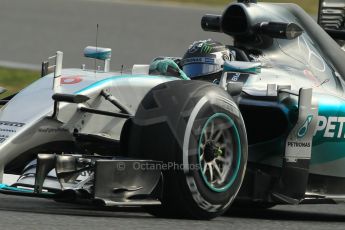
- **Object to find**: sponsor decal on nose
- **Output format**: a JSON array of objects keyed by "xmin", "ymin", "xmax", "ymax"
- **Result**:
[{"xmin": 60, "ymin": 76, "xmax": 82, "ymax": 85}]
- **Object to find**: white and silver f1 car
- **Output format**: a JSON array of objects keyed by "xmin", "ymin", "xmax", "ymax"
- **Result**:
[{"xmin": 1, "ymin": 0, "xmax": 345, "ymax": 220}]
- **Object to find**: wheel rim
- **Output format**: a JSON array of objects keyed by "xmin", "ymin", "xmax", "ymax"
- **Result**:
[{"xmin": 198, "ymin": 113, "xmax": 241, "ymax": 192}]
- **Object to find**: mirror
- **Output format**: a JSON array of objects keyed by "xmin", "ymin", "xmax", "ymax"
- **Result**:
[
  {"xmin": 84, "ymin": 46, "xmax": 112, "ymax": 61},
  {"xmin": 259, "ymin": 22, "xmax": 304, "ymax": 40}
]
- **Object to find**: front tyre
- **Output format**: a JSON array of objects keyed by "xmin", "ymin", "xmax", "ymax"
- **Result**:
[{"xmin": 127, "ymin": 80, "xmax": 248, "ymax": 219}]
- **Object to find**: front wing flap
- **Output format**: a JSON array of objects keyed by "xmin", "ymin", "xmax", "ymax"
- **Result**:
[{"xmin": 0, "ymin": 155, "xmax": 163, "ymax": 206}]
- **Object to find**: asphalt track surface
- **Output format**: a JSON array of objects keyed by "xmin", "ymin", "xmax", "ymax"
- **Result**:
[
  {"xmin": 1, "ymin": 0, "xmax": 344, "ymax": 229},
  {"xmin": 1, "ymin": 194, "xmax": 345, "ymax": 230},
  {"xmin": 0, "ymin": 0, "xmax": 228, "ymax": 70}
]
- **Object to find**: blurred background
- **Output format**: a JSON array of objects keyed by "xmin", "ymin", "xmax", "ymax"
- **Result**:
[{"xmin": 0, "ymin": 0, "xmax": 319, "ymax": 95}]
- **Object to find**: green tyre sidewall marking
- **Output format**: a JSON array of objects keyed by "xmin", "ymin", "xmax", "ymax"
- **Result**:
[{"xmin": 198, "ymin": 112, "xmax": 241, "ymax": 193}]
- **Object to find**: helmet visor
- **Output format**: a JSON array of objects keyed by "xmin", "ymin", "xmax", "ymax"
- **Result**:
[
  {"xmin": 181, "ymin": 56, "xmax": 223, "ymax": 78},
  {"xmin": 182, "ymin": 63, "xmax": 222, "ymax": 78}
]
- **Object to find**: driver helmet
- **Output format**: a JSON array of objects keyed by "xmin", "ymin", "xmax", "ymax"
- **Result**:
[{"xmin": 181, "ymin": 39, "xmax": 232, "ymax": 80}]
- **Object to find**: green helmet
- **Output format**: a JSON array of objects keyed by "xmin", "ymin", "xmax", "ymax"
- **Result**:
[{"xmin": 181, "ymin": 39, "xmax": 232, "ymax": 79}]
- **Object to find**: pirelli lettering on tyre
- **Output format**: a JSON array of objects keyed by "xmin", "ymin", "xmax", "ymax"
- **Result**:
[{"xmin": 186, "ymin": 177, "xmax": 221, "ymax": 212}]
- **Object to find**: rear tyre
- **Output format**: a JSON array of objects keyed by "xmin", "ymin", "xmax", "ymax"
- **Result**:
[{"xmin": 127, "ymin": 80, "xmax": 248, "ymax": 219}]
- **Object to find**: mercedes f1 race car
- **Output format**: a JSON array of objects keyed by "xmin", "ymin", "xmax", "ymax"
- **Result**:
[{"xmin": 0, "ymin": 0, "xmax": 345, "ymax": 220}]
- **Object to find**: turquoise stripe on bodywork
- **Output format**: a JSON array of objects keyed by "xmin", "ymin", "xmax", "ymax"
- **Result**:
[
  {"xmin": 75, "ymin": 74, "xmax": 178, "ymax": 94},
  {"xmin": 0, "ymin": 184, "xmax": 54, "ymax": 195},
  {"xmin": 0, "ymin": 184, "xmax": 34, "ymax": 193}
]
